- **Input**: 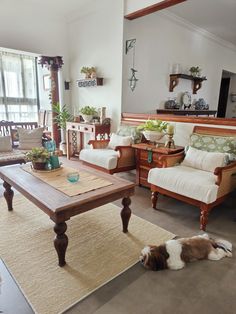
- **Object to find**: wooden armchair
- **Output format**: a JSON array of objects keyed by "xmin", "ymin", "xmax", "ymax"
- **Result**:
[
  {"xmin": 79, "ymin": 139, "xmax": 136, "ymax": 174},
  {"xmin": 149, "ymin": 126, "xmax": 236, "ymax": 231}
]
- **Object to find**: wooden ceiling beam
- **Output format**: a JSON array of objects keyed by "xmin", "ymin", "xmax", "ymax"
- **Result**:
[{"xmin": 124, "ymin": 0, "xmax": 187, "ymax": 20}]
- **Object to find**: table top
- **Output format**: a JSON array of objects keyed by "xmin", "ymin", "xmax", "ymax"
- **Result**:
[
  {"xmin": 0, "ymin": 162, "xmax": 135, "ymax": 223},
  {"xmin": 132, "ymin": 143, "xmax": 184, "ymax": 154},
  {"xmin": 0, "ymin": 259, "xmax": 34, "ymax": 314}
]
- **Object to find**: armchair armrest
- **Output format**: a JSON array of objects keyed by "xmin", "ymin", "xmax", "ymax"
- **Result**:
[
  {"xmin": 88, "ymin": 139, "xmax": 110, "ymax": 149},
  {"xmin": 214, "ymin": 161, "xmax": 236, "ymax": 197},
  {"xmin": 158, "ymin": 151, "xmax": 185, "ymax": 168},
  {"xmin": 114, "ymin": 145, "xmax": 135, "ymax": 168}
]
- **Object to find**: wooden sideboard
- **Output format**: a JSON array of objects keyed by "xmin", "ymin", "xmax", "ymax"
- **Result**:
[
  {"xmin": 132, "ymin": 143, "xmax": 184, "ymax": 188},
  {"xmin": 66, "ymin": 122, "xmax": 110, "ymax": 159}
]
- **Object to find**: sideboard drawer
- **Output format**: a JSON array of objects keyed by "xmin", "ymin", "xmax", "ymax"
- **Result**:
[
  {"xmin": 79, "ymin": 125, "xmax": 95, "ymax": 133},
  {"xmin": 139, "ymin": 159, "xmax": 162, "ymax": 169}
]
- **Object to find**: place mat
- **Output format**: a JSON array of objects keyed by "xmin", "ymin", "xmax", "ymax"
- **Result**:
[
  {"xmin": 22, "ymin": 165, "xmax": 113, "ymax": 196},
  {"xmin": 0, "ymin": 194, "xmax": 175, "ymax": 314}
]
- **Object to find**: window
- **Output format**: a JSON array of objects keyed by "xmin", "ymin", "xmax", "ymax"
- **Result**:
[{"xmin": 0, "ymin": 51, "xmax": 38, "ymax": 122}]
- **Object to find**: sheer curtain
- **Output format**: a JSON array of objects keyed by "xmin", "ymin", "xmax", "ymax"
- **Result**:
[{"xmin": 0, "ymin": 51, "xmax": 38, "ymax": 122}]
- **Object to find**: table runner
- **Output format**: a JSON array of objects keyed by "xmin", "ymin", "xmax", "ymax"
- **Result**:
[{"xmin": 22, "ymin": 165, "xmax": 113, "ymax": 196}]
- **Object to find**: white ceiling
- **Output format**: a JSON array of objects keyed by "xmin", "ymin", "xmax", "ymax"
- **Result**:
[
  {"xmin": 168, "ymin": 0, "xmax": 236, "ymax": 47},
  {"xmin": 1, "ymin": 0, "xmax": 235, "ymax": 47}
]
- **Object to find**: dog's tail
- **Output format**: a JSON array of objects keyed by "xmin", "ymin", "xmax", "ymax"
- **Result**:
[{"xmin": 212, "ymin": 239, "xmax": 232, "ymax": 253}]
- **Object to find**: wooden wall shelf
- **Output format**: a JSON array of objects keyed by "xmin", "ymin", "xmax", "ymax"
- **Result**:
[
  {"xmin": 169, "ymin": 74, "xmax": 207, "ymax": 94},
  {"xmin": 77, "ymin": 78, "xmax": 103, "ymax": 87}
]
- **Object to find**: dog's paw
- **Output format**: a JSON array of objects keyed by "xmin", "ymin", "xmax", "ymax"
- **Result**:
[{"xmin": 226, "ymin": 251, "xmax": 232, "ymax": 258}]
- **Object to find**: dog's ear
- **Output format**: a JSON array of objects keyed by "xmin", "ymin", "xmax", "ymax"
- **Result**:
[{"xmin": 150, "ymin": 246, "xmax": 168, "ymax": 271}]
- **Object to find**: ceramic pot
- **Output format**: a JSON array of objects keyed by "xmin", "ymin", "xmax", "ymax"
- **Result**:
[
  {"xmin": 143, "ymin": 130, "xmax": 165, "ymax": 142},
  {"xmin": 82, "ymin": 114, "xmax": 93, "ymax": 123},
  {"xmin": 32, "ymin": 161, "xmax": 47, "ymax": 170}
]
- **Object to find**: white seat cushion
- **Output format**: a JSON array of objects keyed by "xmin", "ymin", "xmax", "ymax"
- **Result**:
[
  {"xmin": 148, "ymin": 165, "xmax": 219, "ymax": 204},
  {"xmin": 79, "ymin": 149, "xmax": 119, "ymax": 170}
]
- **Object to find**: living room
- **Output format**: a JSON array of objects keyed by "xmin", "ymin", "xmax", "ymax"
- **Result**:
[{"xmin": 0, "ymin": 0, "xmax": 236, "ymax": 314}]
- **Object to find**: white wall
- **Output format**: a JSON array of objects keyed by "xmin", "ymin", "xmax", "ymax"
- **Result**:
[
  {"xmin": 0, "ymin": 0, "xmax": 70, "ymax": 110},
  {"xmin": 68, "ymin": 0, "xmax": 124, "ymax": 131},
  {"xmin": 124, "ymin": 0, "xmax": 163, "ymax": 15},
  {"xmin": 122, "ymin": 12, "xmax": 236, "ymax": 114}
]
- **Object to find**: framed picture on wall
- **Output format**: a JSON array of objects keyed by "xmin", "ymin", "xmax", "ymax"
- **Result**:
[{"xmin": 43, "ymin": 74, "xmax": 50, "ymax": 91}]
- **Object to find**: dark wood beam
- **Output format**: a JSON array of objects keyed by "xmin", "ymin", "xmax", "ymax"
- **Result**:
[{"xmin": 124, "ymin": 0, "xmax": 187, "ymax": 20}]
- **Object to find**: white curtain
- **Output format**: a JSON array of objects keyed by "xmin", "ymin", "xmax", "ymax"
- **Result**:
[{"xmin": 0, "ymin": 51, "xmax": 38, "ymax": 122}]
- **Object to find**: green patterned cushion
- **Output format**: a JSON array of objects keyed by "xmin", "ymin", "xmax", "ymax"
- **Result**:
[
  {"xmin": 189, "ymin": 133, "xmax": 236, "ymax": 160},
  {"xmin": 116, "ymin": 125, "xmax": 142, "ymax": 144}
]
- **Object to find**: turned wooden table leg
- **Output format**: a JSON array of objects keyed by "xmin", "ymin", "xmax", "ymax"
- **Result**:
[
  {"xmin": 151, "ymin": 191, "xmax": 158, "ymax": 209},
  {"xmin": 54, "ymin": 222, "xmax": 68, "ymax": 267},
  {"xmin": 200, "ymin": 204, "xmax": 210, "ymax": 231},
  {"xmin": 121, "ymin": 197, "xmax": 131, "ymax": 233},
  {"xmin": 3, "ymin": 181, "xmax": 14, "ymax": 211}
]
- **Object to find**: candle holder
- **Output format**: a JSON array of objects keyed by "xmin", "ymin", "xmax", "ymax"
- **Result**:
[{"xmin": 165, "ymin": 133, "xmax": 175, "ymax": 149}]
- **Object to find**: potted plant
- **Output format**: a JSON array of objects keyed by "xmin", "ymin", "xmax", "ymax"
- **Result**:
[
  {"xmin": 53, "ymin": 103, "xmax": 73, "ymax": 154},
  {"xmin": 189, "ymin": 66, "xmax": 201, "ymax": 77},
  {"xmin": 79, "ymin": 106, "xmax": 97, "ymax": 123},
  {"xmin": 137, "ymin": 119, "xmax": 168, "ymax": 142},
  {"xmin": 89, "ymin": 67, "xmax": 97, "ymax": 78},
  {"xmin": 25, "ymin": 147, "xmax": 50, "ymax": 170},
  {"xmin": 80, "ymin": 66, "xmax": 91, "ymax": 79}
]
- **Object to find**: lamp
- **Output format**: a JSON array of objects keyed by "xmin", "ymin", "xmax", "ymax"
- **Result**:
[
  {"xmin": 126, "ymin": 39, "xmax": 138, "ymax": 92},
  {"xmin": 64, "ymin": 80, "xmax": 70, "ymax": 90}
]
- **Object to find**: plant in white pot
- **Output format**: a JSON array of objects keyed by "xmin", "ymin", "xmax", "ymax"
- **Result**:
[
  {"xmin": 137, "ymin": 119, "xmax": 168, "ymax": 143},
  {"xmin": 79, "ymin": 106, "xmax": 97, "ymax": 123}
]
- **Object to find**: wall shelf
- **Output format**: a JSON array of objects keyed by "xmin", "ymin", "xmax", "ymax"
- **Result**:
[
  {"xmin": 169, "ymin": 74, "xmax": 207, "ymax": 94},
  {"xmin": 77, "ymin": 78, "xmax": 103, "ymax": 87}
]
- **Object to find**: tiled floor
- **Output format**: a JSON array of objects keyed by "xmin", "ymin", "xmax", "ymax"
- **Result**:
[{"xmin": 1, "ymin": 160, "xmax": 236, "ymax": 314}]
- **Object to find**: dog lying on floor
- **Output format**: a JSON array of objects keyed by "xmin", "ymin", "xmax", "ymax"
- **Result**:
[{"xmin": 140, "ymin": 234, "xmax": 232, "ymax": 271}]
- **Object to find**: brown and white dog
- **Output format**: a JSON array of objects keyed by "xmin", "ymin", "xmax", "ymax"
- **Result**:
[{"xmin": 140, "ymin": 234, "xmax": 232, "ymax": 271}]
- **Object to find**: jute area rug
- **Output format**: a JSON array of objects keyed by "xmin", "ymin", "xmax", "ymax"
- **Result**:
[{"xmin": 0, "ymin": 195, "xmax": 175, "ymax": 314}]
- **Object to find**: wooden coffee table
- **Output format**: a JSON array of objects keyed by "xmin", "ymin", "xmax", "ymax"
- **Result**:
[{"xmin": 0, "ymin": 163, "xmax": 135, "ymax": 267}]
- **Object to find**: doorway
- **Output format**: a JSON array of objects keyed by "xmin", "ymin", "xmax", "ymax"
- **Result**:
[{"xmin": 217, "ymin": 76, "xmax": 230, "ymax": 118}]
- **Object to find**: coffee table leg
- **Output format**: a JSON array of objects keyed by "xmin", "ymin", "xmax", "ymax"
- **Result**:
[
  {"xmin": 121, "ymin": 197, "xmax": 131, "ymax": 233},
  {"xmin": 54, "ymin": 222, "xmax": 68, "ymax": 267},
  {"xmin": 3, "ymin": 181, "xmax": 14, "ymax": 211}
]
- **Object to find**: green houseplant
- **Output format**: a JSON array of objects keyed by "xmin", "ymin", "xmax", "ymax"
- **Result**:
[
  {"xmin": 25, "ymin": 147, "xmax": 50, "ymax": 170},
  {"xmin": 80, "ymin": 66, "xmax": 97, "ymax": 79},
  {"xmin": 80, "ymin": 66, "xmax": 90, "ymax": 78},
  {"xmin": 79, "ymin": 106, "xmax": 97, "ymax": 123},
  {"xmin": 53, "ymin": 103, "xmax": 73, "ymax": 130},
  {"xmin": 189, "ymin": 66, "xmax": 201, "ymax": 77},
  {"xmin": 137, "ymin": 119, "xmax": 168, "ymax": 142},
  {"xmin": 53, "ymin": 103, "xmax": 73, "ymax": 154}
]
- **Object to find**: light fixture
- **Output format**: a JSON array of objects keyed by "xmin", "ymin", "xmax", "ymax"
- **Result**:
[
  {"xmin": 64, "ymin": 80, "xmax": 70, "ymax": 90},
  {"xmin": 126, "ymin": 39, "xmax": 138, "ymax": 92}
]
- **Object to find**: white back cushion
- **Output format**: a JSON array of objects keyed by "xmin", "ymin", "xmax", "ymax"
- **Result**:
[
  {"xmin": 18, "ymin": 127, "xmax": 44, "ymax": 150},
  {"xmin": 181, "ymin": 146, "xmax": 226, "ymax": 172},
  {"xmin": 108, "ymin": 133, "xmax": 132, "ymax": 149},
  {"xmin": 0, "ymin": 136, "xmax": 12, "ymax": 152}
]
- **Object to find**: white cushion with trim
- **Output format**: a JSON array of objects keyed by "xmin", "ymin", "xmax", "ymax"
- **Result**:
[
  {"xmin": 17, "ymin": 127, "xmax": 44, "ymax": 150},
  {"xmin": 80, "ymin": 149, "xmax": 119, "ymax": 170},
  {"xmin": 0, "ymin": 136, "xmax": 12, "ymax": 152},
  {"xmin": 148, "ymin": 165, "xmax": 218, "ymax": 204},
  {"xmin": 181, "ymin": 146, "xmax": 226, "ymax": 173},
  {"xmin": 108, "ymin": 133, "xmax": 132, "ymax": 149}
]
